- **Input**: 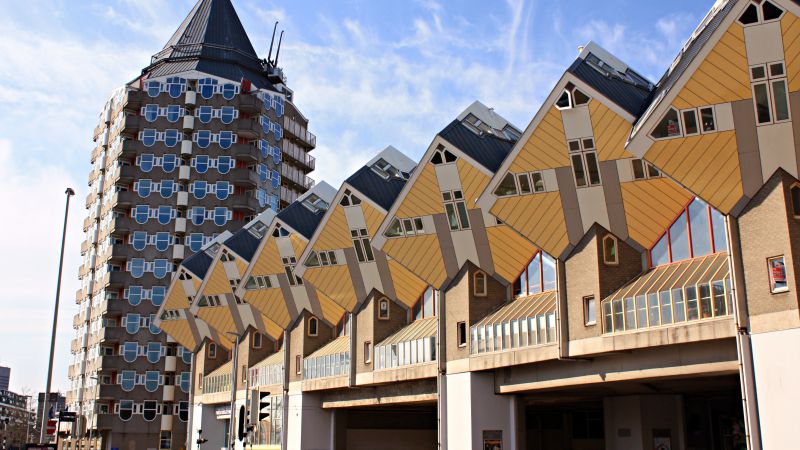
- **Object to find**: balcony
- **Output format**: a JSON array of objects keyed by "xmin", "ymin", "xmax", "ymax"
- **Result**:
[
  {"xmin": 600, "ymin": 253, "xmax": 733, "ymax": 335},
  {"xmin": 280, "ymin": 186, "xmax": 299, "ymax": 205},
  {"xmin": 70, "ymin": 338, "xmax": 83, "ymax": 354},
  {"xmin": 109, "ymin": 164, "xmax": 137, "ymax": 186},
  {"xmin": 90, "ymin": 145, "xmax": 105, "ymax": 164},
  {"xmin": 230, "ymin": 143, "xmax": 258, "ymax": 163},
  {"xmin": 375, "ymin": 318, "xmax": 437, "ymax": 370},
  {"xmin": 231, "ymin": 194, "xmax": 260, "ymax": 212},
  {"xmin": 282, "ymin": 140, "xmax": 316, "ymax": 171},
  {"xmin": 230, "ymin": 168, "xmax": 260, "ymax": 187},
  {"xmin": 75, "ymin": 288, "xmax": 85, "ymax": 304},
  {"xmin": 284, "ymin": 117, "xmax": 316, "ymax": 149},
  {"xmin": 80, "ymin": 239, "xmax": 91, "ymax": 255},
  {"xmin": 85, "ymin": 191, "xmax": 97, "ymax": 209},
  {"xmin": 470, "ymin": 291, "xmax": 557, "ymax": 355},
  {"xmin": 239, "ymin": 93, "xmax": 260, "ymax": 113},
  {"xmin": 281, "ymin": 164, "xmax": 315, "ymax": 190},
  {"xmin": 202, "ymin": 361, "xmax": 232, "ymax": 395},
  {"xmin": 87, "ymin": 168, "xmax": 100, "ymax": 186},
  {"xmin": 73, "ymin": 313, "xmax": 84, "ymax": 329},
  {"xmin": 303, "ymin": 337, "xmax": 350, "ymax": 380},
  {"xmin": 106, "ymin": 216, "xmax": 134, "ymax": 236},
  {"xmin": 96, "ymin": 355, "xmax": 130, "ymax": 372},
  {"xmin": 249, "ymin": 352, "xmax": 284, "ymax": 387},
  {"xmin": 83, "ymin": 216, "xmax": 95, "ymax": 232},
  {"xmin": 115, "ymin": 138, "xmax": 143, "ymax": 162},
  {"xmin": 119, "ymin": 115, "xmax": 142, "ymax": 136},
  {"xmin": 123, "ymin": 90, "xmax": 145, "ymax": 112},
  {"xmin": 236, "ymin": 118, "xmax": 260, "ymax": 138},
  {"xmin": 93, "ymin": 123, "xmax": 105, "ymax": 141}
]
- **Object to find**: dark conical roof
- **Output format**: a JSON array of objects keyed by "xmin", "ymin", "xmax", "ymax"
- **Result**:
[{"xmin": 142, "ymin": 0, "xmax": 274, "ymax": 88}]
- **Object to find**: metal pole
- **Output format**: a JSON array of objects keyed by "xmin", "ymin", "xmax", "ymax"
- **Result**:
[
  {"xmin": 40, "ymin": 187, "xmax": 75, "ymax": 443},
  {"xmin": 228, "ymin": 333, "xmax": 241, "ymax": 450}
]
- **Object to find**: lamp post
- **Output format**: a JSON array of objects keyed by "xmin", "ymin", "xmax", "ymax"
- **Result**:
[
  {"xmin": 40, "ymin": 187, "xmax": 75, "ymax": 443},
  {"xmin": 225, "ymin": 332, "xmax": 241, "ymax": 450}
]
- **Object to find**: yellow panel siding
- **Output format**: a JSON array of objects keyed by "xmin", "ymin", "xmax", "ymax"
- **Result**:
[
  {"xmin": 203, "ymin": 263, "xmax": 232, "ymax": 296},
  {"xmin": 387, "ymin": 260, "xmax": 429, "ymax": 307},
  {"xmin": 491, "ymin": 193, "xmax": 569, "ymax": 257},
  {"xmin": 782, "ymin": 12, "xmax": 800, "ymax": 92},
  {"xmin": 244, "ymin": 288, "xmax": 291, "ymax": 328},
  {"xmin": 671, "ymin": 26, "xmax": 750, "ymax": 109},
  {"xmin": 159, "ymin": 321, "xmax": 196, "ymax": 350},
  {"xmin": 384, "ymin": 235, "xmax": 447, "ymax": 288},
  {"xmin": 290, "ymin": 234, "xmax": 307, "ymax": 258},
  {"xmin": 509, "ymin": 106, "xmax": 570, "ymax": 172},
  {"xmin": 456, "ymin": 158, "xmax": 490, "ymax": 207},
  {"xmin": 164, "ymin": 282, "xmax": 189, "ymax": 310},
  {"xmin": 312, "ymin": 205, "xmax": 352, "ymax": 252},
  {"xmin": 234, "ymin": 259, "xmax": 247, "ymax": 277},
  {"xmin": 645, "ymin": 131, "xmax": 743, "ymax": 214},
  {"xmin": 395, "ymin": 163, "xmax": 445, "ymax": 218},
  {"xmin": 303, "ymin": 265, "xmax": 357, "ymax": 311},
  {"xmin": 487, "ymin": 226, "xmax": 538, "ymax": 283},
  {"xmin": 362, "ymin": 201, "xmax": 386, "ymax": 237},
  {"xmin": 261, "ymin": 319, "xmax": 284, "ymax": 340},
  {"xmin": 250, "ymin": 240, "xmax": 283, "ymax": 276},
  {"xmin": 588, "ymin": 101, "xmax": 635, "ymax": 161},
  {"xmin": 318, "ymin": 291, "xmax": 346, "ymax": 326},
  {"xmin": 197, "ymin": 306, "xmax": 237, "ymax": 337},
  {"xmin": 621, "ymin": 178, "xmax": 695, "ymax": 248}
]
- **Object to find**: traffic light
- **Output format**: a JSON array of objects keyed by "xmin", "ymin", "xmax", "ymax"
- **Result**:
[
  {"xmin": 237, "ymin": 405, "xmax": 246, "ymax": 441},
  {"xmin": 259, "ymin": 391, "xmax": 271, "ymax": 421}
]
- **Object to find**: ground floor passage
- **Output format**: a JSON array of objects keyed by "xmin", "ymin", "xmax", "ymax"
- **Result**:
[{"xmin": 332, "ymin": 403, "xmax": 438, "ymax": 450}]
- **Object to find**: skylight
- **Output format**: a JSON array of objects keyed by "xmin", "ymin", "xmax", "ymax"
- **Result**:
[
  {"xmin": 302, "ymin": 193, "xmax": 330, "ymax": 213},
  {"xmin": 371, "ymin": 158, "xmax": 407, "ymax": 181}
]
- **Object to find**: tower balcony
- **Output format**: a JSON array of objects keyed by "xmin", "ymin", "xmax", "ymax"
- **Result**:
[
  {"xmin": 284, "ymin": 117, "xmax": 316, "ymax": 149},
  {"xmin": 230, "ymin": 143, "xmax": 258, "ymax": 163},
  {"xmin": 235, "ymin": 118, "xmax": 260, "ymax": 139},
  {"xmin": 123, "ymin": 90, "xmax": 145, "ymax": 112},
  {"xmin": 282, "ymin": 140, "xmax": 315, "ymax": 172}
]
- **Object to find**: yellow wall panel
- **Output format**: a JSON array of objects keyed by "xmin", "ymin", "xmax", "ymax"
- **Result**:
[
  {"xmin": 782, "ymin": 12, "xmax": 800, "ymax": 92},
  {"xmin": 509, "ymin": 106, "xmax": 570, "ymax": 172},
  {"xmin": 362, "ymin": 201, "xmax": 386, "ymax": 236},
  {"xmin": 290, "ymin": 234, "xmax": 307, "ymax": 258},
  {"xmin": 203, "ymin": 263, "xmax": 231, "ymax": 296},
  {"xmin": 313, "ymin": 205, "xmax": 352, "ymax": 252},
  {"xmin": 198, "ymin": 306, "xmax": 237, "ymax": 337},
  {"xmin": 388, "ymin": 260, "xmax": 428, "ymax": 307},
  {"xmin": 234, "ymin": 259, "xmax": 247, "ymax": 277},
  {"xmin": 396, "ymin": 163, "xmax": 445, "ymax": 218},
  {"xmin": 318, "ymin": 291, "xmax": 346, "ymax": 326},
  {"xmin": 457, "ymin": 159, "xmax": 490, "ymax": 207},
  {"xmin": 671, "ymin": 25, "xmax": 750, "ymax": 110},
  {"xmin": 645, "ymin": 131, "xmax": 742, "ymax": 214},
  {"xmin": 250, "ymin": 239, "xmax": 282, "ymax": 277},
  {"xmin": 487, "ymin": 226, "xmax": 538, "ymax": 283},
  {"xmin": 621, "ymin": 178, "xmax": 694, "ymax": 248},
  {"xmin": 491, "ymin": 193, "xmax": 568, "ymax": 257},
  {"xmin": 589, "ymin": 101, "xmax": 635, "ymax": 161},
  {"xmin": 303, "ymin": 265, "xmax": 357, "ymax": 311},
  {"xmin": 245, "ymin": 288, "xmax": 291, "ymax": 328},
  {"xmin": 165, "ymin": 282, "xmax": 189, "ymax": 310},
  {"xmin": 384, "ymin": 234, "xmax": 447, "ymax": 288},
  {"xmin": 160, "ymin": 321, "xmax": 196, "ymax": 350}
]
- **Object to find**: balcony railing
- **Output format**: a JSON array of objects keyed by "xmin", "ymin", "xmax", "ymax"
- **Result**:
[
  {"xmin": 281, "ymin": 164, "xmax": 314, "ymax": 190},
  {"xmin": 470, "ymin": 291, "xmax": 558, "ymax": 355},
  {"xmin": 303, "ymin": 337, "xmax": 350, "ymax": 380},
  {"xmin": 203, "ymin": 366, "xmax": 232, "ymax": 395},
  {"xmin": 248, "ymin": 357, "xmax": 284, "ymax": 388},
  {"xmin": 280, "ymin": 186, "xmax": 299, "ymax": 205},
  {"xmin": 375, "ymin": 317, "xmax": 437, "ymax": 370},
  {"xmin": 284, "ymin": 117, "xmax": 316, "ymax": 148},
  {"xmin": 282, "ymin": 140, "xmax": 315, "ymax": 171},
  {"xmin": 601, "ymin": 253, "xmax": 732, "ymax": 335}
]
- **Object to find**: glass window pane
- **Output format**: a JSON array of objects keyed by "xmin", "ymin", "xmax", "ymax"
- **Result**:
[
  {"xmin": 456, "ymin": 202, "xmax": 470, "ymax": 229},
  {"xmin": 423, "ymin": 288, "xmax": 433, "ymax": 318},
  {"xmin": 542, "ymin": 253, "xmax": 557, "ymax": 291},
  {"xmin": 445, "ymin": 203, "xmax": 458, "ymax": 230},
  {"xmin": 632, "ymin": 159, "xmax": 646, "ymax": 179},
  {"xmin": 624, "ymin": 297, "xmax": 635, "ymax": 330},
  {"xmin": 699, "ymin": 283, "xmax": 712, "ymax": 319},
  {"xmin": 602, "ymin": 302, "xmax": 612, "ymax": 333},
  {"xmin": 772, "ymin": 80, "xmax": 790, "ymax": 121},
  {"xmin": 647, "ymin": 292, "xmax": 660, "ymax": 327},
  {"xmin": 686, "ymin": 286, "xmax": 699, "ymax": 321},
  {"xmin": 494, "ymin": 173, "xmax": 518, "ymax": 196},
  {"xmin": 711, "ymin": 208, "xmax": 727, "ymax": 252},
  {"xmin": 613, "ymin": 299, "xmax": 624, "ymax": 331},
  {"xmin": 572, "ymin": 154, "xmax": 587, "ymax": 187},
  {"xmin": 689, "ymin": 199, "xmax": 712, "ymax": 257},
  {"xmin": 585, "ymin": 152, "xmax": 601, "ymax": 185},
  {"xmin": 672, "ymin": 288, "xmax": 686, "ymax": 323},
  {"xmin": 700, "ymin": 107, "xmax": 716, "ymax": 132},
  {"xmin": 754, "ymin": 83, "xmax": 772, "ymax": 124},
  {"xmin": 651, "ymin": 234, "xmax": 669, "ymax": 266},
  {"xmin": 527, "ymin": 255, "xmax": 541, "ymax": 294},
  {"xmin": 712, "ymin": 281, "xmax": 727, "ymax": 317},
  {"xmin": 669, "ymin": 211, "xmax": 690, "ymax": 262},
  {"xmin": 682, "ymin": 110, "xmax": 699, "ymax": 135},
  {"xmin": 517, "ymin": 174, "xmax": 532, "ymax": 195},
  {"xmin": 660, "ymin": 291, "xmax": 673, "ymax": 325},
  {"xmin": 651, "ymin": 108, "xmax": 681, "ymax": 138}
]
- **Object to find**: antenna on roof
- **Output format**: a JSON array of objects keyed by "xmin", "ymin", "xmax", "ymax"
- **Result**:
[
  {"xmin": 275, "ymin": 30, "xmax": 284, "ymax": 67},
  {"xmin": 267, "ymin": 22, "xmax": 279, "ymax": 65}
]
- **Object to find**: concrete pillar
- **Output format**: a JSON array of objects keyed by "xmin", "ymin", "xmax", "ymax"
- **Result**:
[
  {"xmin": 445, "ymin": 371, "xmax": 516, "ymax": 450},
  {"xmin": 286, "ymin": 391, "xmax": 334, "ymax": 450}
]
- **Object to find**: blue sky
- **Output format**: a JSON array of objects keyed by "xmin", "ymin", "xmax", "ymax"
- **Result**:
[{"xmin": 0, "ymin": 0, "xmax": 714, "ymax": 394}]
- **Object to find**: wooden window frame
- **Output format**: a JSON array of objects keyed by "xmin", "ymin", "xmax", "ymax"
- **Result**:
[
  {"xmin": 307, "ymin": 317, "xmax": 319, "ymax": 337},
  {"xmin": 378, "ymin": 298, "xmax": 390, "ymax": 320},
  {"xmin": 473, "ymin": 271, "xmax": 488, "ymax": 297},
  {"xmin": 602, "ymin": 235, "xmax": 619, "ymax": 266},
  {"xmin": 584, "ymin": 296, "xmax": 597, "ymax": 326}
]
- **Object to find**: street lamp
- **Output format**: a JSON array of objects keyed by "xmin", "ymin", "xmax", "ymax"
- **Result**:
[
  {"xmin": 40, "ymin": 187, "xmax": 75, "ymax": 443},
  {"xmin": 225, "ymin": 331, "xmax": 242, "ymax": 450}
]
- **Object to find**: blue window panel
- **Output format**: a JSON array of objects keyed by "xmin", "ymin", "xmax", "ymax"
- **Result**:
[
  {"xmin": 143, "ymin": 104, "xmax": 158, "ymax": 122},
  {"xmin": 123, "ymin": 342, "xmax": 138, "ymax": 363},
  {"xmin": 131, "ymin": 231, "xmax": 147, "ymax": 251},
  {"xmin": 149, "ymin": 315, "xmax": 161, "ymax": 335},
  {"xmin": 166, "ymin": 77, "xmax": 186, "ymax": 98},
  {"xmin": 196, "ymin": 130, "xmax": 211, "ymax": 149},
  {"xmin": 141, "ymin": 129, "xmax": 156, "ymax": 147},
  {"xmin": 271, "ymin": 146, "xmax": 281, "ymax": 164},
  {"xmin": 197, "ymin": 106, "xmax": 213, "ymax": 124},
  {"xmin": 139, "ymin": 154, "xmax": 154, "ymax": 172},
  {"xmin": 198, "ymin": 78, "xmax": 217, "ymax": 99},
  {"xmin": 193, "ymin": 155, "xmax": 209, "ymax": 174},
  {"xmin": 222, "ymin": 83, "xmax": 237, "ymax": 100},
  {"xmin": 215, "ymin": 181, "xmax": 231, "ymax": 200},
  {"xmin": 151, "ymin": 286, "xmax": 166, "ymax": 307},
  {"xmin": 125, "ymin": 313, "xmax": 140, "ymax": 334},
  {"xmin": 155, "ymin": 232, "xmax": 170, "ymax": 252},
  {"xmin": 120, "ymin": 371, "xmax": 136, "ymax": 391},
  {"xmin": 190, "ymin": 207, "xmax": 205, "ymax": 226},
  {"xmin": 193, "ymin": 181, "xmax": 207, "ymax": 199},
  {"xmin": 219, "ymin": 131, "xmax": 234, "ymax": 149},
  {"xmin": 153, "ymin": 259, "xmax": 170, "ymax": 279},
  {"xmin": 127, "ymin": 286, "xmax": 143, "ymax": 306},
  {"xmin": 166, "ymin": 105, "xmax": 181, "ymax": 122},
  {"xmin": 164, "ymin": 129, "xmax": 180, "ymax": 147},
  {"xmin": 133, "ymin": 205, "xmax": 149, "ymax": 224},
  {"xmin": 145, "ymin": 371, "xmax": 159, "ymax": 392},
  {"xmin": 214, "ymin": 208, "xmax": 229, "ymax": 226},
  {"xmin": 187, "ymin": 234, "xmax": 204, "ymax": 252},
  {"xmin": 146, "ymin": 81, "xmax": 161, "ymax": 97},
  {"xmin": 218, "ymin": 156, "xmax": 232, "ymax": 174},
  {"xmin": 220, "ymin": 106, "xmax": 236, "ymax": 124},
  {"xmin": 160, "ymin": 180, "xmax": 175, "ymax": 198},
  {"xmin": 271, "ymin": 171, "xmax": 280, "ymax": 189},
  {"xmin": 146, "ymin": 342, "xmax": 161, "ymax": 363},
  {"xmin": 129, "ymin": 258, "xmax": 145, "ymax": 278},
  {"xmin": 157, "ymin": 206, "xmax": 172, "ymax": 225},
  {"xmin": 162, "ymin": 154, "xmax": 177, "ymax": 173}
]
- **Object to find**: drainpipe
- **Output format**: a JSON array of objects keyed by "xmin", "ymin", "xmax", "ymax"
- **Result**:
[
  {"xmin": 436, "ymin": 287, "xmax": 448, "ymax": 450},
  {"xmin": 186, "ymin": 355, "xmax": 195, "ymax": 450},
  {"xmin": 281, "ymin": 330, "xmax": 290, "ymax": 450},
  {"xmin": 725, "ymin": 216, "xmax": 762, "ymax": 450}
]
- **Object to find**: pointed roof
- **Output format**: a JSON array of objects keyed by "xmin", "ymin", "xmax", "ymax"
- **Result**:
[{"xmin": 144, "ymin": 0, "xmax": 274, "ymax": 88}]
